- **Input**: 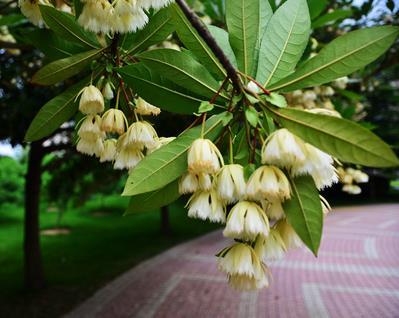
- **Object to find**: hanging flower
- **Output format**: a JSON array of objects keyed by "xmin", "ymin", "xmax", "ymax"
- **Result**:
[
  {"xmin": 187, "ymin": 138, "xmax": 224, "ymax": 175},
  {"xmin": 79, "ymin": 85, "xmax": 105, "ymax": 115},
  {"xmin": 77, "ymin": 138, "xmax": 104, "ymax": 157},
  {"xmin": 124, "ymin": 121, "xmax": 158, "ymax": 149},
  {"xmin": 275, "ymin": 219, "xmax": 303, "ymax": 250},
  {"xmin": 78, "ymin": 0, "xmax": 115, "ymax": 34},
  {"xmin": 223, "ymin": 201, "xmax": 269, "ymax": 241},
  {"xmin": 19, "ymin": 0, "xmax": 50, "ymax": 26},
  {"xmin": 261, "ymin": 200, "xmax": 285, "ymax": 221},
  {"xmin": 255, "ymin": 230, "xmax": 287, "ymax": 262},
  {"xmin": 102, "ymin": 82, "xmax": 114, "ymax": 100},
  {"xmin": 246, "ymin": 165, "xmax": 291, "ymax": 202},
  {"xmin": 292, "ymin": 143, "xmax": 338, "ymax": 190},
  {"xmin": 101, "ymin": 109, "xmax": 127, "ymax": 135},
  {"xmin": 100, "ymin": 139, "xmax": 117, "ymax": 162},
  {"xmin": 135, "ymin": 97, "xmax": 161, "ymax": 116},
  {"xmin": 216, "ymin": 164, "xmax": 246, "ymax": 204},
  {"xmin": 78, "ymin": 115, "xmax": 104, "ymax": 140},
  {"xmin": 114, "ymin": 145, "xmax": 144, "ymax": 170},
  {"xmin": 261, "ymin": 129, "xmax": 306, "ymax": 169},
  {"xmin": 186, "ymin": 190, "xmax": 225, "ymax": 223}
]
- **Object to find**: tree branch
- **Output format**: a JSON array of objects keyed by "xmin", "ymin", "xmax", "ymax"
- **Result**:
[{"xmin": 174, "ymin": 0, "xmax": 243, "ymax": 93}]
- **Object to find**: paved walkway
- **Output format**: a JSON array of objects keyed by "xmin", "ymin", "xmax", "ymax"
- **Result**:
[{"xmin": 66, "ymin": 204, "xmax": 399, "ymax": 318}]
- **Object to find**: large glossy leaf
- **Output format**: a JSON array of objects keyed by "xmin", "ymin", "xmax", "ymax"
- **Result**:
[
  {"xmin": 256, "ymin": 0, "xmax": 310, "ymax": 87},
  {"xmin": 27, "ymin": 29, "xmax": 86, "ymax": 61},
  {"xmin": 269, "ymin": 26, "xmax": 399, "ymax": 92},
  {"xmin": 226, "ymin": 0, "xmax": 265, "ymax": 76},
  {"xmin": 123, "ymin": 8, "xmax": 175, "ymax": 54},
  {"xmin": 207, "ymin": 25, "xmax": 237, "ymax": 67},
  {"xmin": 284, "ymin": 176, "xmax": 323, "ymax": 256},
  {"xmin": 312, "ymin": 9, "xmax": 352, "ymax": 29},
  {"xmin": 122, "ymin": 113, "xmax": 229, "ymax": 196},
  {"xmin": 40, "ymin": 5, "xmax": 98, "ymax": 49},
  {"xmin": 125, "ymin": 179, "xmax": 180, "ymax": 214},
  {"xmin": 270, "ymin": 107, "xmax": 399, "ymax": 167},
  {"xmin": 32, "ymin": 49, "xmax": 103, "ymax": 85},
  {"xmin": 138, "ymin": 49, "xmax": 228, "ymax": 100},
  {"xmin": 118, "ymin": 64, "xmax": 206, "ymax": 114},
  {"xmin": 25, "ymin": 79, "xmax": 88, "ymax": 141},
  {"xmin": 170, "ymin": 4, "xmax": 226, "ymax": 79}
]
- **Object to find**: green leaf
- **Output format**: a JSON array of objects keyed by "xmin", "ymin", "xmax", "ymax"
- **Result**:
[
  {"xmin": 245, "ymin": 106, "xmax": 259, "ymax": 128},
  {"xmin": 138, "ymin": 49, "xmax": 227, "ymax": 100},
  {"xmin": 125, "ymin": 179, "xmax": 180, "ymax": 214},
  {"xmin": 32, "ymin": 49, "xmax": 103, "ymax": 85},
  {"xmin": 123, "ymin": 7, "xmax": 175, "ymax": 54},
  {"xmin": 307, "ymin": 0, "xmax": 327, "ymax": 20},
  {"xmin": 27, "ymin": 29, "xmax": 86, "ymax": 61},
  {"xmin": 226, "ymin": 0, "xmax": 263, "ymax": 76},
  {"xmin": 312, "ymin": 9, "xmax": 352, "ymax": 29},
  {"xmin": 263, "ymin": 92, "xmax": 287, "ymax": 108},
  {"xmin": 269, "ymin": 26, "xmax": 399, "ymax": 92},
  {"xmin": 118, "ymin": 64, "xmax": 209, "ymax": 114},
  {"xmin": 283, "ymin": 176, "xmax": 323, "ymax": 256},
  {"xmin": 256, "ymin": 0, "xmax": 310, "ymax": 87},
  {"xmin": 0, "ymin": 14, "xmax": 24, "ymax": 27},
  {"xmin": 269, "ymin": 107, "xmax": 399, "ymax": 167},
  {"xmin": 40, "ymin": 5, "xmax": 98, "ymax": 49},
  {"xmin": 122, "ymin": 113, "xmax": 228, "ymax": 196},
  {"xmin": 25, "ymin": 79, "xmax": 88, "ymax": 141},
  {"xmin": 73, "ymin": 0, "xmax": 84, "ymax": 19},
  {"xmin": 198, "ymin": 101, "xmax": 214, "ymax": 113},
  {"xmin": 170, "ymin": 4, "xmax": 227, "ymax": 79},
  {"xmin": 207, "ymin": 25, "xmax": 237, "ymax": 67}
]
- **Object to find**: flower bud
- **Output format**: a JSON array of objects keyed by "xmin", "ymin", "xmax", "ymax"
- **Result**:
[
  {"xmin": 102, "ymin": 82, "xmax": 114, "ymax": 100},
  {"xmin": 79, "ymin": 85, "xmax": 104, "ymax": 115},
  {"xmin": 342, "ymin": 184, "xmax": 362, "ymax": 195}
]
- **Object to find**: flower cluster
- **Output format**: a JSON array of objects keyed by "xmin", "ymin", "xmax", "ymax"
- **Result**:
[
  {"xmin": 76, "ymin": 82, "xmax": 166, "ymax": 171},
  {"xmin": 78, "ymin": 0, "xmax": 173, "ymax": 34},
  {"xmin": 337, "ymin": 167, "xmax": 369, "ymax": 195},
  {"xmin": 179, "ymin": 124, "xmax": 338, "ymax": 291}
]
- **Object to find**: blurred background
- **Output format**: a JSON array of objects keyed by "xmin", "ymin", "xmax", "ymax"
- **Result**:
[{"xmin": 0, "ymin": 0, "xmax": 398, "ymax": 317}]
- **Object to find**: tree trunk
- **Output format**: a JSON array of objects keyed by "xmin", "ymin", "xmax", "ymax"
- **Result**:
[
  {"xmin": 24, "ymin": 141, "xmax": 45, "ymax": 290},
  {"xmin": 160, "ymin": 206, "xmax": 171, "ymax": 236}
]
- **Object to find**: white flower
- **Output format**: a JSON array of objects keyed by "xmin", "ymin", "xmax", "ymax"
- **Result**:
[
  {"xmin": 100, "ymin": 139, "xmax": 117, "ymax": 162},
  {"xmin": 246, "ymin": 81, "xmax": 260, "ymax": 94},
  {"xmin": 114, "ymin": 145, "xmax": 144, "ymax": 170},
  {"xmin": 275, "ymin": 219, "xmax": 303, "ymax": 250},
  {"xmin": 135, "ymin": 97, "xmax": 161, "ymax": 116},
  {"xmin": 228, "ymin": 263, "xmax": 271, "ymax": 291},
  {"xmin": 137, "ymin": 0, "xmax": 173, "ymax": 10},
  {"xmin": 186, "ymin": 190, "xmax": 225, "ymax": 223},
  {"xmin": 223, "ymin": 201, "xmax": 269, "ymax": 241},
  {"xmin": 255, "ymin": 229, "xmax": 287, "ymax": 261},
  {"xmin": 101, "ymin": 109, "xmax": 127, "ymax": 135},
  {"xmin": 342, "ymin": 184, "xmax": 362, "ymax": 195},
  {"xmin": 262, "ymin": 129, "xmax": 306, "ymax": 169},
  {"xmin": 124, "ymin": 121, "xmax": 158, "ymax": 149},
  {"xmin": 187, "ymin": 139, "xmax": 224, "ymax": 175},
  {"xmin": 307, "ymin": 108, "xmax": 341, "ymax": 118},
  {"xmin": 79, "ymin": 85, "xmax": 105, "ymax": 115},
  {"xmin": 292, "ymin": 143, "xmax": 338, "ymax": 190},
  {"xmin": 77, "ymin": 137, "xmax": 104, "ymax": 157},
  {"xmin": 113, "ymin": 5, "xmax": 148, "ymax": 34},
  {"xmin": 179, "ymin": 173, "xmax": 212, "ymax": 194},
  {"xmin": 218, "ymin": 243, "xmax": 259, "ymax": 276},
  {"xmin": 19, "ymin": 0, "xmax": 50, "ymax": 26},
  {"xmin": 78, "ymin": 115, "xmax": 104, "ymax": 140},
  {"xmin": 333, "ymin": 76, "xmax": 349, "ymax": 90},
  {"xmin": 351, "ymin": 170, "xmax": 369, "ymax": 183},
  {"xmin": 261, "ymin": 200, "xmax": 285, "ymax": 221},
  {"xmin": 216, "ymin": 164, "xmax": 246, "ymax": 204},
  {"xmin": 102, "ymin": 82, "xmax": 114, "ymax": 100},
  {"xmin": 246, "ymin": 165, "xmax": 291, "ymax": 202},
  {"xmin": 78, "ymin": 0, "xmax": 115, "ymax": 34}
]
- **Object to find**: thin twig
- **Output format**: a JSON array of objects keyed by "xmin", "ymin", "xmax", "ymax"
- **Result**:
[{"xmin": 175, "ymin": 0, "xmax": 243, "ymax": 93}]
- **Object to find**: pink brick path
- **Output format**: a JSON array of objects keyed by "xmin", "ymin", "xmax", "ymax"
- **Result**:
[{"xmin": 66, "ymin": 204, "xmax": 399, "ymax": 318}]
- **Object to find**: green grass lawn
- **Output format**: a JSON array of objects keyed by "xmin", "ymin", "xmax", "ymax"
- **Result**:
[{"xmin": 0, "ymin": 196, "xmax": 220, "ymax": 318}]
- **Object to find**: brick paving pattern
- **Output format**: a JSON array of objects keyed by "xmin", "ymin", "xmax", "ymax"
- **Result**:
[{"xmin": 66, "ymin": 204, "xmax": 399, "ymax": 318}]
